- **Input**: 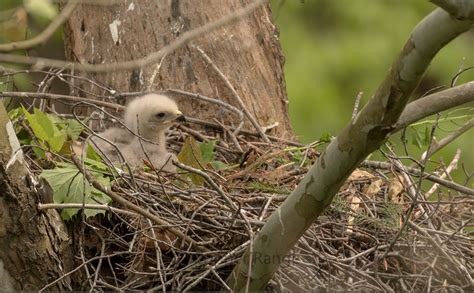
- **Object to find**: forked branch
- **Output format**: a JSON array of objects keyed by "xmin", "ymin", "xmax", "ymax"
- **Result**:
[{"xmin": 228, "ymin": 7, "xmax": 474, "ymax": 291}]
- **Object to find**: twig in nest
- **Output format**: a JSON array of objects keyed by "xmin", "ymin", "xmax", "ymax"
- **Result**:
[
  {"xmin": 38, "ymin": 203, "xmax": 137, "ymax": 217},
  {"xmin": 167, "ymin": 88, "xmax": 245, "ymax": 136},
  {"xmin": 69, "ymin": 151, "xmax": 210, "ymax": 253},
  {"xmin": 213, "ymin": 118, "xmax": 244, "ymax": 153},
  {"xmin": 407, "ymin": 220, "xmax": 472, "ymax": 283},
  {"xmin": 425, "ymin": 148, "xmax": 461, "ymax": 198},
  {"xmin": 186, "ymin": 117, "xmax": 303, "ymax": 146},
  {"xmin": 422, "ymin": 118, "xmax": 474, "ymax": 160},
  {"xmin": 176, "ymin": 124, "xmax": 209, "ymax": 142},
  {"xmin": 174, "ymin": 161, "xmax": 237, "ymax": 212},
  {"xmin": 362, "ymin": 160, "xmax": 474, "ymax": 195}
]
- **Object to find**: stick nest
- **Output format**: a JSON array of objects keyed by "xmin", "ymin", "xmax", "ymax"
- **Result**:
[{"xmin": 9, "ymin": 95, "xmax": 472, "ymax": 292}]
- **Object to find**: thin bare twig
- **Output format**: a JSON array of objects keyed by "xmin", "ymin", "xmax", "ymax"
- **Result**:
[
  {"xmin": 70, "ymin": 152, "xmax": 210, "ymax": 253},
  {"xmin": 213, "ymin": 118, "xmax": 244, "ymax": 153},
  {"xmin": 38, "ymin": 203, "xmax": 137, "ymax": 217},
  {"xmin": 193, "ymin": 45, "xmax": 271, "ymax": 143},
  {"xmin": 0, "ymin": 91, "xmax": 124, "ymax": 111},
  {"xmin": 173, "ymin": 161, "xmax": 237, "ymax": 212},
  {"xmin": 362, "ymin": 160, "xmax": 474, "ymax": 195},
  {"xmin": 425, "ymin": 149, "xmax": 461, "ymax": 198},
  {"xmin": 147, "ymin": 54, "xmax": 167, "ymax": 91},
  {"xmin": 167, "ymin": 88, "xmax": 245, "ymax": 146},
  {"xmin": 0, "ymin": 0, "xmax": 265, "ymax": 72},
  {"xmin": 422, "ymin": 118, "xmax": 474, "ymax": 160},
  {"xmin": 52, "ymin": 0, "xmax": 123, "ymax": 5}
]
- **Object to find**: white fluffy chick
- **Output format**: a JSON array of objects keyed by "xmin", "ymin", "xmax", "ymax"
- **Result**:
[
  {"xmin": 90, "ymin": 127, "xmax": 132, "ymax": 157},
  {"xmin": 94, "ymin": 94, "xmax": 184, "ymax": 172}
]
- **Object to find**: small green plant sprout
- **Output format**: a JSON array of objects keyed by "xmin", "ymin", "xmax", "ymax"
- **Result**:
[{"xmin": 177, "ymin": 137, "xmax": 227, "ymax": 185}]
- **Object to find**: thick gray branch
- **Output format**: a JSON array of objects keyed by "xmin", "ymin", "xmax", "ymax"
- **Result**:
[
  {"xmin": 431, "ymin": 0, "xmax": 474, "ymax": 19},
  {"xmin": 395, "ymin": 81, "xmax": 474, "ymax": 130},
  {"xmin": 228, "ymin": 8, "xmax": 473, "ymax": 291}
]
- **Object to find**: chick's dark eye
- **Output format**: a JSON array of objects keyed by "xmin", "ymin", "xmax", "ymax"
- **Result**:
[{"xmin": 156, "ymin": 112, "xmax": 165, "ymax": 119}]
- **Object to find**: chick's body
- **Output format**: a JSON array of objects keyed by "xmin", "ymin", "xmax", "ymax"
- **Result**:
[
  {"xmin": 91, "ymin": 127, "xmax": 132, "ymax": 155},
  {"xmin": 94, "ymin": 94, "xmax": 183, "ymax": 172}
]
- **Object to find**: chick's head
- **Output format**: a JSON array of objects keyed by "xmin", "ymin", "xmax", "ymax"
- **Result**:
[{"xmin": 124, "ymin": 94, "xmax": 184, "ymax": 138}]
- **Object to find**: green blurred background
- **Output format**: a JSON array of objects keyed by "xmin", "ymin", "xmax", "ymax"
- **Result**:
[
  {"xmin": 271, "ymin": 0, "xmax": 473, "ymax": 182},
  {"xmin": 1, "ymin": 0, "xmax": 473, "ymax": 182}
]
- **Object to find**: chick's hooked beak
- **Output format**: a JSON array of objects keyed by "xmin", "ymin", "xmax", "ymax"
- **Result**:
[{"xmin": 175, "ymin": 110, "xmax": 186, "ymax": 122}]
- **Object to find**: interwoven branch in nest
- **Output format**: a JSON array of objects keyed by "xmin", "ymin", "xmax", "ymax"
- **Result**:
[{"xmin": 2, "ymin": 69, "xmax": 473, "ymax": 292}]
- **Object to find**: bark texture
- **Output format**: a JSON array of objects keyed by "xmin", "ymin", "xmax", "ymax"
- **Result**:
[
  {"xmin": 63, "ymin": 0, "xmax": 293, "ymax": 138},
  {"xmin": 0, "ymin": 105, "xmax": 72, "ymax": 290}
]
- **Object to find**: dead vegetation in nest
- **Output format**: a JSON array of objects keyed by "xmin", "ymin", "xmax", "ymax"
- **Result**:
[
  {"xmin": 20, "ymin": 115, "xmax": 473, "ymax": 291},
  {"xmin": 1, "ymin": 71, "xmax": 472, "ymax": 293}
]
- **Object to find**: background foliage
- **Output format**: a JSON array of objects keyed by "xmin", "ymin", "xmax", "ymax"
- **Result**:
[{"xmin": 271, "ymin": 0, "xmax": 473, "ymax": 180}]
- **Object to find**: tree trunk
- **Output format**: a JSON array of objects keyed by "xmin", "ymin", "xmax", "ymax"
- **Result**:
[
  {"xmin": 63, "ymin": 0, "xmax": 293, "ymax": 138},
  {"xmin": 0, "ymin": 104, "xmax": 72, "ymax": 291}
]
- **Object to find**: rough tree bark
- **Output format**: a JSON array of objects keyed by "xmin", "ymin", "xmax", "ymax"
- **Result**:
[
  {"xmin": 0, "ymin": 104, "xmax": 72, "ymax": 291},
  {"xmin": 62, "ymin": 0, "xmax": 293, "ymax": 138}
]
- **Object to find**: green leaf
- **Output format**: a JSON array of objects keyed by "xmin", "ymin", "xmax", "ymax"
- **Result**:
[
  {"xmin": 40, "ymin": 163, "xmax": 111, "ymax": 220},
  {"xmin": 65, "ymin": 119, "xmax": 85, "ymax": 140},
  {"xmin": 34, "ymin": 108, "xmax": 57, "ymax": 138},
  {"xmin": 319, "ymin": 132, "xmax": 332, "ymax": 142},
  {"xmin": 22, "ymin": 106, "xmax": 49, "ymax": 141},
  {"xmin": 177, "ymin": 137, "xmax": 205, "ymax": 185},
  {"xmin": 464, "ymin": 225, "xmax": 474, "ymax": 237},
  {"xmin": 31, "ymin": 141, "xmax": 46, "ymax": 160},
  {"xmin": 35, "ymin": 110, "xmax": 66, "ymax": 152},
  {"xmin": 291, "ymin": 150, "xmax": 303, "ymax": 163},
  {"xmin": 17, "ymin": 131, "xmax": 31, "ymax": 146},
  {"xmin": 411, "ymin": 130, "xmax": 423, "ymax": 149},
  {"xmin": 86, "ymin": 143, "xmax": 103, "ymax": 161},
  {"xmin": 49, "ymin": 133, "xmax": 67, "ymax": 152},
  {"xmin": 50, "ymin": 114, "xmax": 84, "ymax": 140},
  {"xmin": 200, "ymin": 140, "xmax": 216, "ymax": 163},
  {"xmin": 83, "ymin": 157, "xmax": 109, "ymax": 173},
  {"xmin": 211, "ymin": 160, "xmax": 227, "ymax": 170},
  {"xmin": 22, "ymin": 107, "xmax": 66, "ymax": 152},
  {"xmin": 8, "ymin": 107, "xmax": 23, "ymax": 121},
  {"xmin": 423, "ymin": 126, "xmax": 431, "ymax": 146},
  {"xmin": 24, "ymin": 0, "xmax": 57, "ymax": 22}
]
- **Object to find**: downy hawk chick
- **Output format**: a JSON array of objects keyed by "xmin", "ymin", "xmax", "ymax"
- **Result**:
[{"xmin": 93, "ymin": 94, "xmax": 185, "ymax": 172}]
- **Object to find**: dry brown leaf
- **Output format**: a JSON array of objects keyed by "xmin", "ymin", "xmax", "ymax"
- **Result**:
[
  {"xmin": 363, "ymin": 179, "xmax": 383, "ymax": 198},
  {"xmin": 348, "ymin": 169, "xmax": 374, "ymax": 181},
  {"xmin": 140, "ymin": 227, "xmax": 178, "ymax": 252},
  {"xmin": 387, "ymin": 177, "xmax": 404, "ymax": 203},
  {"xmin": 347, "ymin": 196, "xmax": 361, "ymax": 233}
]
